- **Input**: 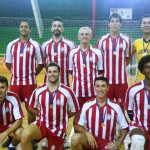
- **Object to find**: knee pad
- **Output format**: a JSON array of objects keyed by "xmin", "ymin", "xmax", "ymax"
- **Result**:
[{"xmin": 130, "ymin": 135, "xmax": 145, "ymax": 150}]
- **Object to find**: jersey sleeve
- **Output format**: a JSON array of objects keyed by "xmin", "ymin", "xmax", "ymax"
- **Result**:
[
  {"xmin": 12, "ymin": 94, "xmax": 24, "ymax": 120},
  {"xmin": 41, "ymin": 42, "xmax": 47, "ymax": 58},
  {"xmin": 126, "ymin": 37, "xmax": 132, "ymax": 58},
  {"xmin": 96, "ymin": 37, "xmax": 102, "ymax": 50},
  {"xmin": 70, "ymin": 41, "xmax": 77, "ymax": 49},
  {"xmin": 67, "ymin": 88, "xmax": 80, "ymax": 113},
  {"xmin": 124, "ymin": 87, "xmax": 135, "ymax": 111},
  {"xmin": 29, "ymin": 89, "xmax": 39, "ymax": 109},
  {"xmin": 68, "ymin": 50, "xmax": 73, "ymax": 71},
  {"xmin": 77, "ymin": 103, "xmax": 87, "ymax": 127},
  {"xmin": 5, "ymin": 42, "xmax": 13, "ymax": 63},
  {"xmin": 35, "ymin": 43, "xmax": 44, "ymax": 64},
  {"xmin": 97, "ymin": 50, "xmax": 104, "ymax": 71},
  {"xmin": 116, "ymin": 104, "xmax": 128, "ymax": 129}
]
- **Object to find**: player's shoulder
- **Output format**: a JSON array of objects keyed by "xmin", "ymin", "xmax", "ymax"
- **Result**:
[
  {"xmin": 7, "ymin": 38, "xmax": 19, "ymax": 47},
  {"xmin": 120, "ymin": 33, "xmax": 131, "ymax": 41},
  {"xmin": 97, "ymin": 33, "xmax": 109, "ymax": 42},
  {"xmin": 62, "ymin": 37, "xmax": 76, "ymax": 45},
  {"xmin": 6, "ymin": 91, "xmax": 19, "ymax": 98},
  {"xmin": 35, "ymin": 83, "xmax": 48, "ymax": 94},
  {"xmin": 134, "ymin": 38, "xmax": 143, "ymax": 45},
  {"xmin": 107, "ymin": 98, "xmax": 119, "ymax": 106},
  {"xmin": 70, "ymin": 46, "xmax": 79, "ymax": 54},
  {"xmin": 90, "ymin": 45, "xmax": 102, "ymax": 52},
  {"xmin": 42, "ymin": 38, "xmax": 53, "ymax": 47},
  {"xmin": 29, "ymin": 38, "xmax": 41, "ymax": 47},
  {"xmin": 82, "ymin": 98, "xmax": 96, "ymax": 108},
  {"xmin": 128, "ymin": 81, "xmax": 143, "ymax": 93},
  {"xmin": 6, "ymin": 91, "xmax": 20, "ymax": 103},
  {"xmin": 107, "ymin": 98, "xmax": 122, "ymax": 111},
  {"xmin": 59, "ymin": 83, "xmax": 74, "ymax": 93}
]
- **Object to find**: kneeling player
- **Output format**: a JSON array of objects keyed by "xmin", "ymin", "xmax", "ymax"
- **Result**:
[
  {"xmin": 125, "ymin": 55, "xmax": 150, "ymax": 150},
  {"xmin": 71, "ymin": 77, "xmax": 128, "ymax": 150},
  {"xmin": 0, "ymin": 76, "xmax": 24, "ymax": 149}
]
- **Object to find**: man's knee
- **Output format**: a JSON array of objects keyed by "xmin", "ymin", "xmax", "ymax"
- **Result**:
[
  {"xmin": 71, "ymin": 133, "xmax": 88, "ymax": 147},
  {"xmin": 71, "ymin": 133, "xmax": 82, "ymax": 145},
  {"xmin": 130, "ymin": 135, "xmax": 145, "ymax": 150},
  {"xmin": 21, "ymin": 128, "xmax": 33, "ymax": 143},
  {"xmin": 14, "ymin": 127, "xmax": 24, "ymax": 141}
]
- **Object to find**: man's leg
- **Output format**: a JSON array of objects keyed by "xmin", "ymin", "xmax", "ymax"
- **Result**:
[
  {"xmin": 22, "ymin": 84, "xmax": 37, "ymax": 124},
  {"xmin": 71, "ymin": 133, "xmax": 90, "ymax": 150},
  {"xmin": 130, "ymin": 128, "xmax": 146, "ymax": 150},
  {"xmin": 7, "ymin": 127, "xmax": 24, "ymax": 150},
  {"xmin": 21, "ymin": 124, "xmax": 42, "ymax": 150}
]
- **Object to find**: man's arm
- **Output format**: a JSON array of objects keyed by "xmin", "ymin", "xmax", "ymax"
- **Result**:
[
  {"xmin": 106, "ymin": 129, "xmax": 128, "ymax": 150},
  {"xmin": 0, "ymin": 119, "xmax": 23, "ymax": 145},
  {"xmin": 68, "ymin": 111, "xmax": 78, "ymax": 118},
  {"xmin": 116, "ymin": 129, "xmax": 128, "ymax": 148},
  {"xmin": 35, "ymin": 64, "xmax": 44, "ymax": 76},
  {"xmin": 28, "ymin": 106, "xmax": 39, "ymax": 116},
  {"xmin": 116, "ymin": 129, "xmax": 128, "ymax": 149},
  {"xmin": 132, "ymin": 43, "xmax": 136, "ymax": 56},
  {"xmin": 126, "ymin": 57, "xmax": 131, "ymax": 66},
  {"xmin": 74, "ymin": 124, "xmax": 98, "ymax": 149},
  {"xmin": 5, "ymin": 63, "xmax": 11, "ymax": 71}
]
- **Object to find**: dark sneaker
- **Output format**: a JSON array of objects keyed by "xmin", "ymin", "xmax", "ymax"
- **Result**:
[
  {"xmin": 32, "ymin": 141, "xmax": 38, "ymax": 150},
  {"xmin": 2, "ymin": 138, "xmax": 12, "ymax": 147}
]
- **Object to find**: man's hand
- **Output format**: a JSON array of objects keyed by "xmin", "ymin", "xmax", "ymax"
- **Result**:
[
  {"xmin": 105, "ymin": 142, "xmax": 118, "ymax": 150},
  {"xmin": 85, "ymin": 131, "xmax": 97, "ymax": 149},
  {"xmin": 0, "ymin": 131, "xmax": 8, "ymax": 145}
]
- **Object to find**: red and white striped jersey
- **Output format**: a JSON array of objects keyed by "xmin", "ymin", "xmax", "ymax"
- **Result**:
[
  {"xmin": 29, "ymin": 83, "xmax": 80, "ymax": 138},
  {"xmin": 97, "ymin": 33, "xmax": 132, "ymax": 84},
  {"xmin": 68, "ymin": 45, "xmax": 104, "ymax": 97},
  {"xmin": 5, "ymin": 38, "xmax": 44, "ymax": 85},
  {"xmin": 77, "ymin": 98, "xmax": 128, "ymax": 141},
  {"xmin": 42, "ymin": 37, "xmax": 76, "ymax": 86},
  {"xmin": 125, "ymin": 81, "xmax": 150, "ymax": 132},
  {"xmin": 0, "ymin": 91, "xmax": 24, "ymax": 126}
]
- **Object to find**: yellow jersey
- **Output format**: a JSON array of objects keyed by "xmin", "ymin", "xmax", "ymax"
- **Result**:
[{"xmin": 133, "ymin": 38, "xmax": 150, "ymax": 81}]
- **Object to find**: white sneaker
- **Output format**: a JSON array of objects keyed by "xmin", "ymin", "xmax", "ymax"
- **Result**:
[{"xmin": 42, "ymin": 139, "xmax": 48, "ymax": 148}]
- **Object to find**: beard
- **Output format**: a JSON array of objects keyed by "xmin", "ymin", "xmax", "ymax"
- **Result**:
[{"xmin": 53, "ymin": 30, "xmax": 61, "ymax": 37}]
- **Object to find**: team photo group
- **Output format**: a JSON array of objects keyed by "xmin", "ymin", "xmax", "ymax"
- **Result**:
[{"xmin": 0, "ymin": 12, "xmax": 150, "ymax": 150}]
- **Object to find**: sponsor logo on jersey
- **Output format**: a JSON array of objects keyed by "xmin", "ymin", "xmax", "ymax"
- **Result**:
[
  {"xmin": 89, "ymin": 57, "xmax": 93, "ymax": 61},
  {"xmin": 107, "ymin": 114, "xmax": 111, "ymax": 120},
  {"xmin": 119, "ymin": 43, "xmax": 123, "ymax": 48},
  {"xmin": 56, "ymin": 99, "xmax": 61, "ymax": 106},
  {"xmin": 5, "ymin": 107, "xmax": 10, "ymax": 113}
]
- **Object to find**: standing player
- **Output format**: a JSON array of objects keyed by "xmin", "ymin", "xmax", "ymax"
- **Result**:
[
  {"xmin": 125, "ymin": 55, "xmax": 150, "ymax": 150},
  {"xmin": 97, "ymin": 13, "xmax": 132, "ymax": 109},
  {"xmin": 21, "ymin": 62, "xmax": 80, "ymax": 150},
  {"xmin": 68, "ymin": 27, "xmax": 103, "ymax": 108},
  {"xmin": 71, "ymin": 77, "xmax": 128, "ymax": 150},
  {"xmin": 0, "ymin": 76, "xmax": 24, "ymax": 148},
  {"xmin": 132, "ymin": 14, "xmax": 150, "ymax": 81},
  {"xmin": 42, "ymin": 16, "xmax": 76, "ymax": 86},
  {"xmin": 5, "ymin": 21, "xmax": 44, "ymax": 125}
]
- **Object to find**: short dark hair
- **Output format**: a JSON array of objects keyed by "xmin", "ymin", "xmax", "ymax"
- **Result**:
[
  {"xmin": 94, "ymin": 77, "xmax": 109, "ymax": 86},
  {"xmin": 51, "ymin": 16, "xmax": 64, "ymax": 27},
  {"xmin": 138, "ymin": 55, "xmax": 150, "ymax": 74},
  {"xmin": 141, "ymin": 14, "xmax": 150, "ymax": 23},
  {"xmin": 109, "ymin": 13, "xmax": 122, "ymax": 23},
  {"xmin": 46, "ymin": 62, "xmax": 60, "ymax": 72},
  {"xmin": 19, "ymin": 21, "xmax": 31, "ymax": 29},
  {"xmin": 0, "ymin": 76, "xmax": 8, "ymax": 86}
]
